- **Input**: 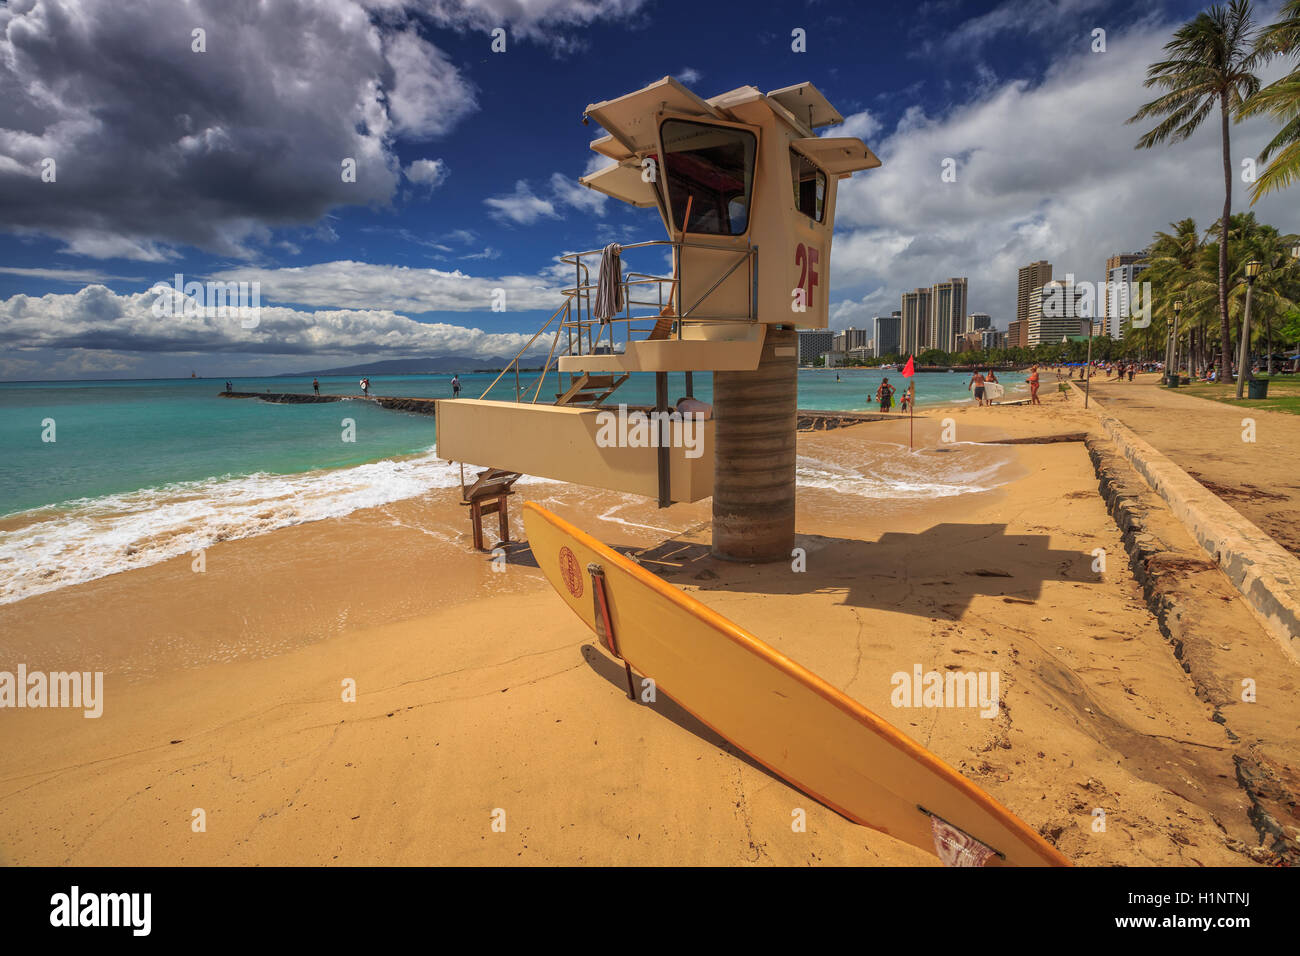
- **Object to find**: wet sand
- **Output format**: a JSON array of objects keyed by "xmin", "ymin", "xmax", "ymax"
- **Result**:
[{"xmin": 0, "ymin": 396, "xmax": 1286, "ymax": 865}]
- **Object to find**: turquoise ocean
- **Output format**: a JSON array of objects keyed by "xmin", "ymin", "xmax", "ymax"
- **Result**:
[{"xmin": 0, "ymin": 370, "xmax": 1023, "ymax": 604}]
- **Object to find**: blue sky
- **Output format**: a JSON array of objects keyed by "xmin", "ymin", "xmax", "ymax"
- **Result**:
[{"xmin": 1, "ymin": 0, "xmax": 1296, "ymax": 379}]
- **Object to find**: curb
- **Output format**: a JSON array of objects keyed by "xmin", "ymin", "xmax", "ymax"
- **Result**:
[
  {"xmin": 1084, "ymin": 435, "xmax": 1297, "ymax": 864},
  {"xmin": 1068, "ymin": 381, "xmax": 1300, "ymax": 660}
]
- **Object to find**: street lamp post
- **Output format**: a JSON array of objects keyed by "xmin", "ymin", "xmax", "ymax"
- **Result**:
[
  {"xmin": 1084, "ymin": 317, "xmax": 1094, "ymax": 408},
  {"xmin": 1166, "ymin": 300, "xmax": 1182, "ymax": 386},
  {"xmin": 1236, "ymin": 260, "xmax": 1262, "ymax": 399}
]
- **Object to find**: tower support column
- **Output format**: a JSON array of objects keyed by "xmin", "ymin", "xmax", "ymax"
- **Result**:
[{"xmin": 711, "ymin": 326, "xmax": 797, "ymax": 562}]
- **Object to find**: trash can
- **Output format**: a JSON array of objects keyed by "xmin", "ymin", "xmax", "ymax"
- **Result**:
[
  {"xmin": 1167, "ymin": 376, "xmax": 1179, "ymax": 388},
  {"xmin": 1248, "ymin": 379, "xmax": 1269, "ymax": 399}
]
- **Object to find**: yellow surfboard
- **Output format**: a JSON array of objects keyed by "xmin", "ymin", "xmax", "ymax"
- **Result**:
[{"xmin": 523, "ymin": 501, "xmax": 1069, "ymax": 867}]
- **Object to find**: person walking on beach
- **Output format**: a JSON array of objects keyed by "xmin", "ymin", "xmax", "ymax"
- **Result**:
[
  {"xmin": 968, "ymin": 368, "xmax": 987, "ymax": 407},
  {"xmin": 451, "ymin": 375, "xmax": 461, "ymax": 398},
  {"xmin": 875, "ymin": 377, "xmax": 895, "ymax": 413},
  {"xmin": 312, "ymin": 378, "xmax": 320, "ymax": 395},
  {"xmin": 361, "ymin": 377, "xmax": 370, "ymax": 397},
  {"xmin": 1128, "ymin": 364, "xmax": 1135, "ymax": 382},
  {"xmin": 1027, "ymin": 365, "xmax": 1041, "ymax": 405}
]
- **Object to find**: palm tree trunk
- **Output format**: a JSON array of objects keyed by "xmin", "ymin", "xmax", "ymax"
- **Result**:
[{"xmin": 1219, "ymin": 94, "xmax": 1234, "ymax": 382}]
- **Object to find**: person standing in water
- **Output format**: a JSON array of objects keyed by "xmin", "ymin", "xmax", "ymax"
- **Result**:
[
  {"xmin": 451, "ymin": 375, "xmax": 461, "ymax": 398},
  {"xmin": 875, "ymin": 377, "xmax": 895, "ymax": 413}
]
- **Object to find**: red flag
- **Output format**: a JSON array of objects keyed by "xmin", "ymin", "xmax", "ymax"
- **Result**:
[{"xmin": 901, "ymin": 355, "xmax": 915, "ymax": 377}]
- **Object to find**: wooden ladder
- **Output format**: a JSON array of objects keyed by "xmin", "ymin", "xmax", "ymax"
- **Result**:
[{"xmin": 555, "ymin": 372, "xmax": 628, "ymax": 407}]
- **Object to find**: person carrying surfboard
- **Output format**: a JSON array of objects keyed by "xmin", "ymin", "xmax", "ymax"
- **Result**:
[{"xmin": 875, "ymin": 377, "xmax": 895, "ymax": 412}]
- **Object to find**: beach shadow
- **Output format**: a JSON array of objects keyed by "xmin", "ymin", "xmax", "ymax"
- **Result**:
[
  {"xmin": 488, "ymin": 541, "xmax": 539, "ymax": 568},
  {"xmin": 579, "ymin": 643, "xmax": 791, "ymax": 791},
  {"xmin": 651, "ymin": 524, "xmax": 1092, "ymax": 619}
]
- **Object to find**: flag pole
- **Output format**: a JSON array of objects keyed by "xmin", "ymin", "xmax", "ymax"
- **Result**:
[{"xmin": 901, "ymin": 354, "xmax": 915, "ymax": 450}]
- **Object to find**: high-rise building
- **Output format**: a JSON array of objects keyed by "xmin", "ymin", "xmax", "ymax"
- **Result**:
[
  {"xmin": 797, "ymin": 329, "xmax": 834, "ymax": 364},
  {"xmin": 1102, "ymin": 253, "xmax": 1148, "ymax": 339},
  {"xmin": 873, "ymin": 312, "xmax": 902, "ymax": 357},
  {"xmin": 1017, "ymin": 260, "xmax": 1053, "ymax": 327},
  {"xmin": 967, "ymin": 312, "xmax": 991, "ymax": 332},
  {"xmin": 843, "ymin": 326, "xmax": 871, "ymax": 350},
  {"xmin": 1028, "ymin": 279, "xmax": 1087, "ymax": 346},
  {"xmin": 928, "ymin": 277, "xmax": 968, "ymax": 351},
  {"xmin": 831, "ymin": 326, "xmax": 870, "ymax": 353},
  {"xmin": 900, "ymin": 288, "xmax": 931, "ymax": 356},
  {"xmin": 1007, "ymin": 319, "xmax": 1027, "ymax": 349},
  {"xmin": 981, "ymin": 329, "xmax": 1006, "ymax": 350}
]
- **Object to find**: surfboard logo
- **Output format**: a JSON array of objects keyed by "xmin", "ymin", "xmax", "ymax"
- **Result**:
[{"xmin": 558, "ymin": 547, "xmax": 583, "ymax": 598}]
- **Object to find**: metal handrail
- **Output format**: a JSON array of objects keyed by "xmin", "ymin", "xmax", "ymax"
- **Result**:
[{"xmin": 478, "ymin": 238, "xmax": 757, "ymax": 407}]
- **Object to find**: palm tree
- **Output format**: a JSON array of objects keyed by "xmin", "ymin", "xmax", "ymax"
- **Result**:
[
  {"xmin": 1137, "ymin": 219, "xmax": 1207, "ymax": 370},
  {"xmin": 1231, "ymin": 218, "xmax": 1300, "ymax": 372},
  {"xmin": 1129, "ymin": 1, "xmax": 1261, "ymax": 382},
  {"xmin": 1245, "ymin": 0, "xmax": 1300, "ymax": 200}
]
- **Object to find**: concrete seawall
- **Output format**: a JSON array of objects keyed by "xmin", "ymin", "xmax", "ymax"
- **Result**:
[
  {"xmin": 221, "ymin": 391, "xmax": 438, "ymax": 415},
  {"xmin": 1068, "ymin": 381, "xmax": 1300, "ymax": 660}
]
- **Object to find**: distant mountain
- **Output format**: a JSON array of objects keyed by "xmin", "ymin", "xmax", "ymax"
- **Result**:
[{"xmin": 280, "ymin": 355, "xmax": 526, "ymax": 376}]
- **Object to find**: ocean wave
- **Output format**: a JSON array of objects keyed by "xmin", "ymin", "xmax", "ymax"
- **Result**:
[
  {"xmin": 0, "ymin": 448, "xmax": 549, "ymax": 605},
  {"xmin": 0, "ymin": 438, "xmax": 1015, "ymax": 604},
  {"xmin": 796, "ymin": 442, "xmax": 1014, "ymax": 499}
]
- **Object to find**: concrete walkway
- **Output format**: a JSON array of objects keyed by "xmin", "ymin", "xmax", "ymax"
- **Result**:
[{"xmin": 1084, "ymin": 374, "xmax": 1300, "ymax": 558}]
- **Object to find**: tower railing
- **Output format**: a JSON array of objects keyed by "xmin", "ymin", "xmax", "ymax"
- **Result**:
[{"xmin": 480, "ymin": 239, "xmax": 757, "ymax": 404}]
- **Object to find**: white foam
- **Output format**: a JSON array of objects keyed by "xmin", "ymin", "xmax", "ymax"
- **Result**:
[
  {"xmin": 796, "ymin": 443, "xmax": 1014, "ymax": 499},
  {"xmin": 0, "ymin": 448, "xmax": 553, "ymax": 605},
  {"xmin": 0, "ymin": 438, "xmax": 1012, "ymax": 604}
]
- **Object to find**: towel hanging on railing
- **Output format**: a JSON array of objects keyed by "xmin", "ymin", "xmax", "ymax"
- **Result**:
[{"xmin": 593, "ymin": 243, "xmax": 623, "ymax": 323}]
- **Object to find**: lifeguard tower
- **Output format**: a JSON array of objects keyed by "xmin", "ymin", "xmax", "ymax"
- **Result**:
[{"xmin": 436, "ymin": 77, "xmax": 879, "ymax": 561}]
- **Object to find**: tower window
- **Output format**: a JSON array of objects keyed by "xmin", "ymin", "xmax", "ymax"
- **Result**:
[
  {"xmin": 790, "ymin": 149, "xmax": 826, "ymax": 222},
  {"xmin": 660, "ymin": 119, "xmax": 756, "ymax": 236}
]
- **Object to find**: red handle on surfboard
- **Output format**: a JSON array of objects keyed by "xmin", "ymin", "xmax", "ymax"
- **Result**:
[{"xmin": 588, "ymin": 563, "xmax": 637, "ymax": 700}]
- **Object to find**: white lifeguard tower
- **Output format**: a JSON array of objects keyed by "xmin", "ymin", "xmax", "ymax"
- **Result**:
[{"xmin": 436, "ymin": 77, "xmax": 879, "ymax": 561}]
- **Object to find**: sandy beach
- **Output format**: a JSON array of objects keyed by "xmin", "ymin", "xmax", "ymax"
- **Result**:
[{"xmin": 3, "ymin": 392, "xmax": 1291, "ymax": 867}]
